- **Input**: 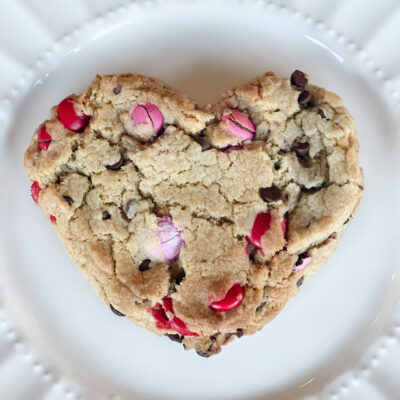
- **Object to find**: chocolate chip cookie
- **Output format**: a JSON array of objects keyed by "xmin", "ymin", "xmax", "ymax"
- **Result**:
[{"xmin": 24, "ymin": 71, "xmax": 363, "ymax": 356}]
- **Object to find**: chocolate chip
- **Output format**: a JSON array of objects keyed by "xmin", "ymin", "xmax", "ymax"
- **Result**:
[
  {"xmin": 296, "ymin": 276, "xmax": 304, "ymax": 287},
  {"xmin": 175, "ymin": 269, "xmax": 186, "ymax": 285},
  {"xmin": 329, "ymin": 232, "xmax": 337, "ymax": 240},
  {"xmin": 298, "ymin": 90, "xmax": 313, "ymax": 108},
  {"xmin": 134, "ymin": 299, "xmax": 149, "ymax": 306},
  {"xmin": 290, "ymin": 70, "xmax": 308, "ymax": 89},
  {"xmin": 197, "ymin": 128, "xmax": 206, "ymax": 138},
  {"xmin": 281, "ymin": 141, "xmax": 291, "ymax": 152},
  {"xmin": 344, "ymin": 217, "xmax": 351, "ymax": 225},
  {"xmin": 259, "ymin": 185, "xmax": 282, "ymax": 202},
  {"xmin": 255, "ymin": 302, "xmax": 266, "ymax": 313},
  {"xmin": 113, "ymin": 85, "xmax": 122, "ymax": 95},
  {"xmin": 358, "ymin": 184, "xmax": 364, "ymax": 190},
  {"xmin": 166, "ymin": 334, "xmax": 183, "ymax": 343},
  {"xmin": 109, "ymin": 304, "xmax": 125, "ymax": 316},
  {"xmin": 123, "ymin": 199, "xmax": 137, "ymax": 219},
  {"xmin": 236, "ymin": 328, "xmax": 244, "ymax": 338},
  {"xmin": 301, "ymin": 186, "xmax": 319, "ymax": 194},
  {"xmin": 106, "ymin": 154, "xmax": 125, "ymax": 170},
  {"xmin": 274, "ymin": 162, "xmax": 280, "ymax": 170},
  {"xmin": 102, "ymin": 210, "xmax": 111, "ymax": 220},
  {"xmin": 139, "ymin": 259, "xmax": 151, "ymax": 272},
  {"xmin": 124, "ymin": 199, "xmax": 134, "ymax": 214},
  {"xmin": 295, "ymin": 252, "xmax": 309, "ymax": 266},
  {"xmin": 196, "ymin": 351, "xmax": 210, "ymax": 358},
  {"xmin": 225, "ymin": 333, "xmax": 234, "ymax": 341},
  {"xmin": 317, "ymin": 109, "xmax": 326, "ymax": 118},
  {"xmin": 207, "ymin": 335, "xmax": 218, "ymax": 352},
  {"xmin": 156, "ymin": 127, "xmax": 165, "ymax": 138},
  {"xmin": 63, "ymin": 195, "xmax": 74, "ymax": 205},
  {"xmin": 195, "ymin": 137, "xmax": 212, "ymax": 151},
  {"xmin": 283, "ymin": 213, "xmax": 288, "ymax": 240},
  {"xmin": 247, "ymin": 242, "xmax": 256, "ymax": 263},
  {"xmin": 292, "ymin": 141, "xmax": 310, "ymax": 158}
]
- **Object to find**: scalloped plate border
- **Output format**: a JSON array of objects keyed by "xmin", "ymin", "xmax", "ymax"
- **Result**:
[{"xmin": 0, "ymin": 1, "xmax": 399, "ymax": 399}]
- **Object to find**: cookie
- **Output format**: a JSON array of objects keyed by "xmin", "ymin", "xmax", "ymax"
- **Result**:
[{"xmin": 24, "ymin": 71, "xmax": 363, "ymax": 356}]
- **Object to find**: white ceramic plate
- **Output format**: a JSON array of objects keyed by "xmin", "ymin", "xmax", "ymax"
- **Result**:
[{"xmin": 0, "ymin": 1, "xmax": 400, "ymax": 399}]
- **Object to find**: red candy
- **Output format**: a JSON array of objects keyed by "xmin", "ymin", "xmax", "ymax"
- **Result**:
[
  {"xmin": 209, "ymin": 283, "xmax": 245, "ymax": 312},
  {"xmin": 150, "ymin": 303, "xmax": 171, "ymax": 330},
  {"xmin": 37, "ymin": 126, "xmax": 52, "ymax": 150},
  {"xmin": 57, "ymin": 97, "xmax": 90, "ymax": 132},
  {"xmin": 170, "ymin": 316, "xmax": 198, "ymax": 337},
  {"xmin": 50, "ymin": 215, "xmax": 57, "ymax": 223},
  {"xmin": 162, "ymin": 296, "xmax": 174, "ymax": 313},
  {"xmin": 31, "ymin": 181, "xmax": 42, "ymax": 203},
  {"xmin": 149, "ymin": 296, "xmax": 198, "ymax": 337},
  {"xmin": 249, "ymin": 211, "xmax": 271, "ymax": 251}
]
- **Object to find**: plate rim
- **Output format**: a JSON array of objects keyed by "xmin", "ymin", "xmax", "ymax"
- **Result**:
[{"xmin": 0, "ymin": 1, "xmax": 400, "ymax": 399}]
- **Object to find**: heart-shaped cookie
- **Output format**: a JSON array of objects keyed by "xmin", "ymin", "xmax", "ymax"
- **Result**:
[{"xmin": 24, "ymin": 71, "xmax": 363, "ymax": 356}]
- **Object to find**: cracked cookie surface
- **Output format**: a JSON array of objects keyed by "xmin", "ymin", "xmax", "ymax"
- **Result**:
[{"xmin": 24, "ymin": 71, "xmax": 363, "ymax": 356}]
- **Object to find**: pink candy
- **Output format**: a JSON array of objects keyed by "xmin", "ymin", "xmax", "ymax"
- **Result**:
[
  {"xmin": 131, "ymin": 103, "xmax": 164, "ymax": 134},
  {"xmin": 157, "ymin": 216, "xmax": 185, "ymax": 262},
  {"xmin": 221, "ymin": 108, "xmax": 255, "ymax": 140},
  {"xmin": 292, "ymin": 256, "xmax": 311, "ymax": 272}
]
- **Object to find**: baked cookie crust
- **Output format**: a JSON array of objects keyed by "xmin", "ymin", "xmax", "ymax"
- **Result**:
[{"xmin": 24, "ymin": 71, "xmax": 363, "ymax": 356}]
